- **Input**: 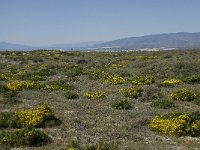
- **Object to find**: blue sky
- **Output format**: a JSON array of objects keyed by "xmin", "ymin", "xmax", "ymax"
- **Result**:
[{"xmin": 0, "ymin": 0, "xmax": 200, "ymax": 46}]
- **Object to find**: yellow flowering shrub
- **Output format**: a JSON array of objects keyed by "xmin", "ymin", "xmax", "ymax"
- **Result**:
[
  {"xmin": 120, "ymin": 87, "xmax": 143, "ymax": 98},
  {"xmin": 0, "ymin": 104, "xmax": 60, "ymax": 128},
  {"xmin": 6, "ymin": 81, "xmax": 35, "ymax": 91},
  {"xmin": 161, "ymin": 78, "xmax": 182, "ymax": 86},
  {"xmin": 82, "ymin": 91, "xmax": 106, "ymax": 99},
  {"xmin": 128, "ymin": 76, "xmax": 155, "ymax": 85},
  {"xmin": 17, "ymin": 70, "xmax": 26, "ymax": 76},
  {"xmin": 149, "ymin": 113, "xmax": 188, "ymax": 136},
  {"xmin": 16, "ymin": 104, "xmax": 55, "ymax": 127},
  {"xmin": 0, "ymin": 73, "xmax": 14, "ymax": 80},
  {"xmin": 104, "ymin": 74, "xmax": 124, "ymax": 85},
  {"xmin": 168, "ymin": 88, "xmax": 197, "ymax": 101},
  {"xmin": 149, "ymin": 112, "xmax": 200, "ymax": 136}
]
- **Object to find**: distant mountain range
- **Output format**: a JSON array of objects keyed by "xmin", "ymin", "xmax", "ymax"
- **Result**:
[
  {"xmin": 1, "ymin": 32, "xmax": 200, "ymax": 51},
  {"xmin": 95, "ymin": 32, "xmax": 200, "ymax": 50}
]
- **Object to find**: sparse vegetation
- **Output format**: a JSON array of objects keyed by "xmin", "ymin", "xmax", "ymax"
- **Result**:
[
  {"xmin": 151, "ymin": 99, "xmax": 175, "ymax": 109},
  {"xmin": 112, "ymin": 99, "xmax": 132, "ymax": 110},
  {"xmin": 1, "ymin": 50, "xmax": 200, "ymax": 149}
]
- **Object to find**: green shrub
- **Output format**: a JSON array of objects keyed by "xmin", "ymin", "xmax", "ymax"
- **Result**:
[
  {"xmin": 0, "ymin": 85, "xmax": 9, "ymax": 93},
  {"xmin": 188, "ymin": 111, "xmax": 200, "ymax": 124},
  {"xmin": 0, "ymin": 112, "xmax": 17, "ymax": 128},
  {"xmin": 112, "ymin": 100, "xmax": 132, "ymax": 110},
  {"xmin": 65, "ymin": 65, "xmax": 84, "ymax": 77},
  {"xmin": 37, "ymin": 67, "xmax": 56, "ymax": 77},
  {"xmin": 0, "ymin": 127, "xmax": 51, "ymax": 147},
  {"xmin": 120, "ymin": 87, "xmax": 143, "ymax": 98},
  {"xmin": 184, "ymin": 75, "xmax": 200, "ymax": 84},
  {"xmin": 3, "ymin": 90, "xmax": 19, "ymax": 104},
  {"xmin": 64, "ymin": 91, "xmax": 79, "ymax": 99},
  {"xmin": 168, "ymin": 88, "xmax": 197, "ymax": 101},
  {"xmin": 151, "ymin": 99, "xmax": 175, "ymax": 109},
  {"xmin": 192, "ymin": 98, "xmax": 200, "ymax": 106}
]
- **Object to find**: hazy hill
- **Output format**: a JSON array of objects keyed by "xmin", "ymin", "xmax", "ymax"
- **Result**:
[
  {"xmin": 96, "ymin": 32, "xmax": 200, "ymax": 50},
  {"xmin": 0, "ymin": 41, "xmax": 104, "ymax": 51},
  {"xmin": 46, "ymin": 41, "xmax": 104, "ymax": 50},
  {"xmin": 0, "ymin": 42, "xmax": 34, "ymax": 51}
]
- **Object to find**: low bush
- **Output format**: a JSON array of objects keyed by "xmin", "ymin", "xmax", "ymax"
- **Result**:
[
  {"xmin": 184, "ymin": 75, "xmax": 200, "ymax": 84},
  {"xmin": 64, "ymin": 91, "xmax": 79, "ymax": 99},
  {"xmin": 192, "ymin": 98, "xmax": 200, "ymax": 106},
  {"xmin": 168, "ymin": 88, "xmax": 197, "ymax": 101},
  {"xmin": 149, "ymin": 111, "xmax": 200, "ymax": 136},
  {"xmin": 151, "ymin": 99, "xmax": 175, "ymax": 109},
  {"xmin": 65, "ymin": 65, "xmax": 84, "ymax": 77},
  {"xmin": 120, "ymin": 87, "xmax": 143, "ymax": 98},
  {"xmin": 0, "ymin": 112, "xmax": 16, "ymax": 128},
  {"xmin": 3, "ymin": 90, "xmax": 19, "ymax": 104},
  {"xmin": 0, "ymin": 85, "xmax": 9, "ymax": 93},
  {"xmin": 0, "ymin": 127, "xmax": 51, "ymax": 147},
  {"xmin": 112, "ymin": 99, "xmax": 132, "ymax": 110}
]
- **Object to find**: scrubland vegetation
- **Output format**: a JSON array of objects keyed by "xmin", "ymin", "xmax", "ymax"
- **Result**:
[{"xmin": 0, "ymin": 50, "xmax": 200, "ymax": 149}]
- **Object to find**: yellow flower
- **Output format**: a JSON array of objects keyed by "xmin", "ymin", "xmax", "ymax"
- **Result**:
[
  {"xmin": 162, "ymin": 78, "xmax": 182, "ymax": 86},
  {"xmin": 104, "ymin": 74, "xmax": 124, "ymax": 85},
  {"xmin": 6, "ymin": 81, "xmax": 35, "ymax": 91},
  {"xmin": 82, "ymin": 91, "xmax": 106, "ymax": 99}
]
